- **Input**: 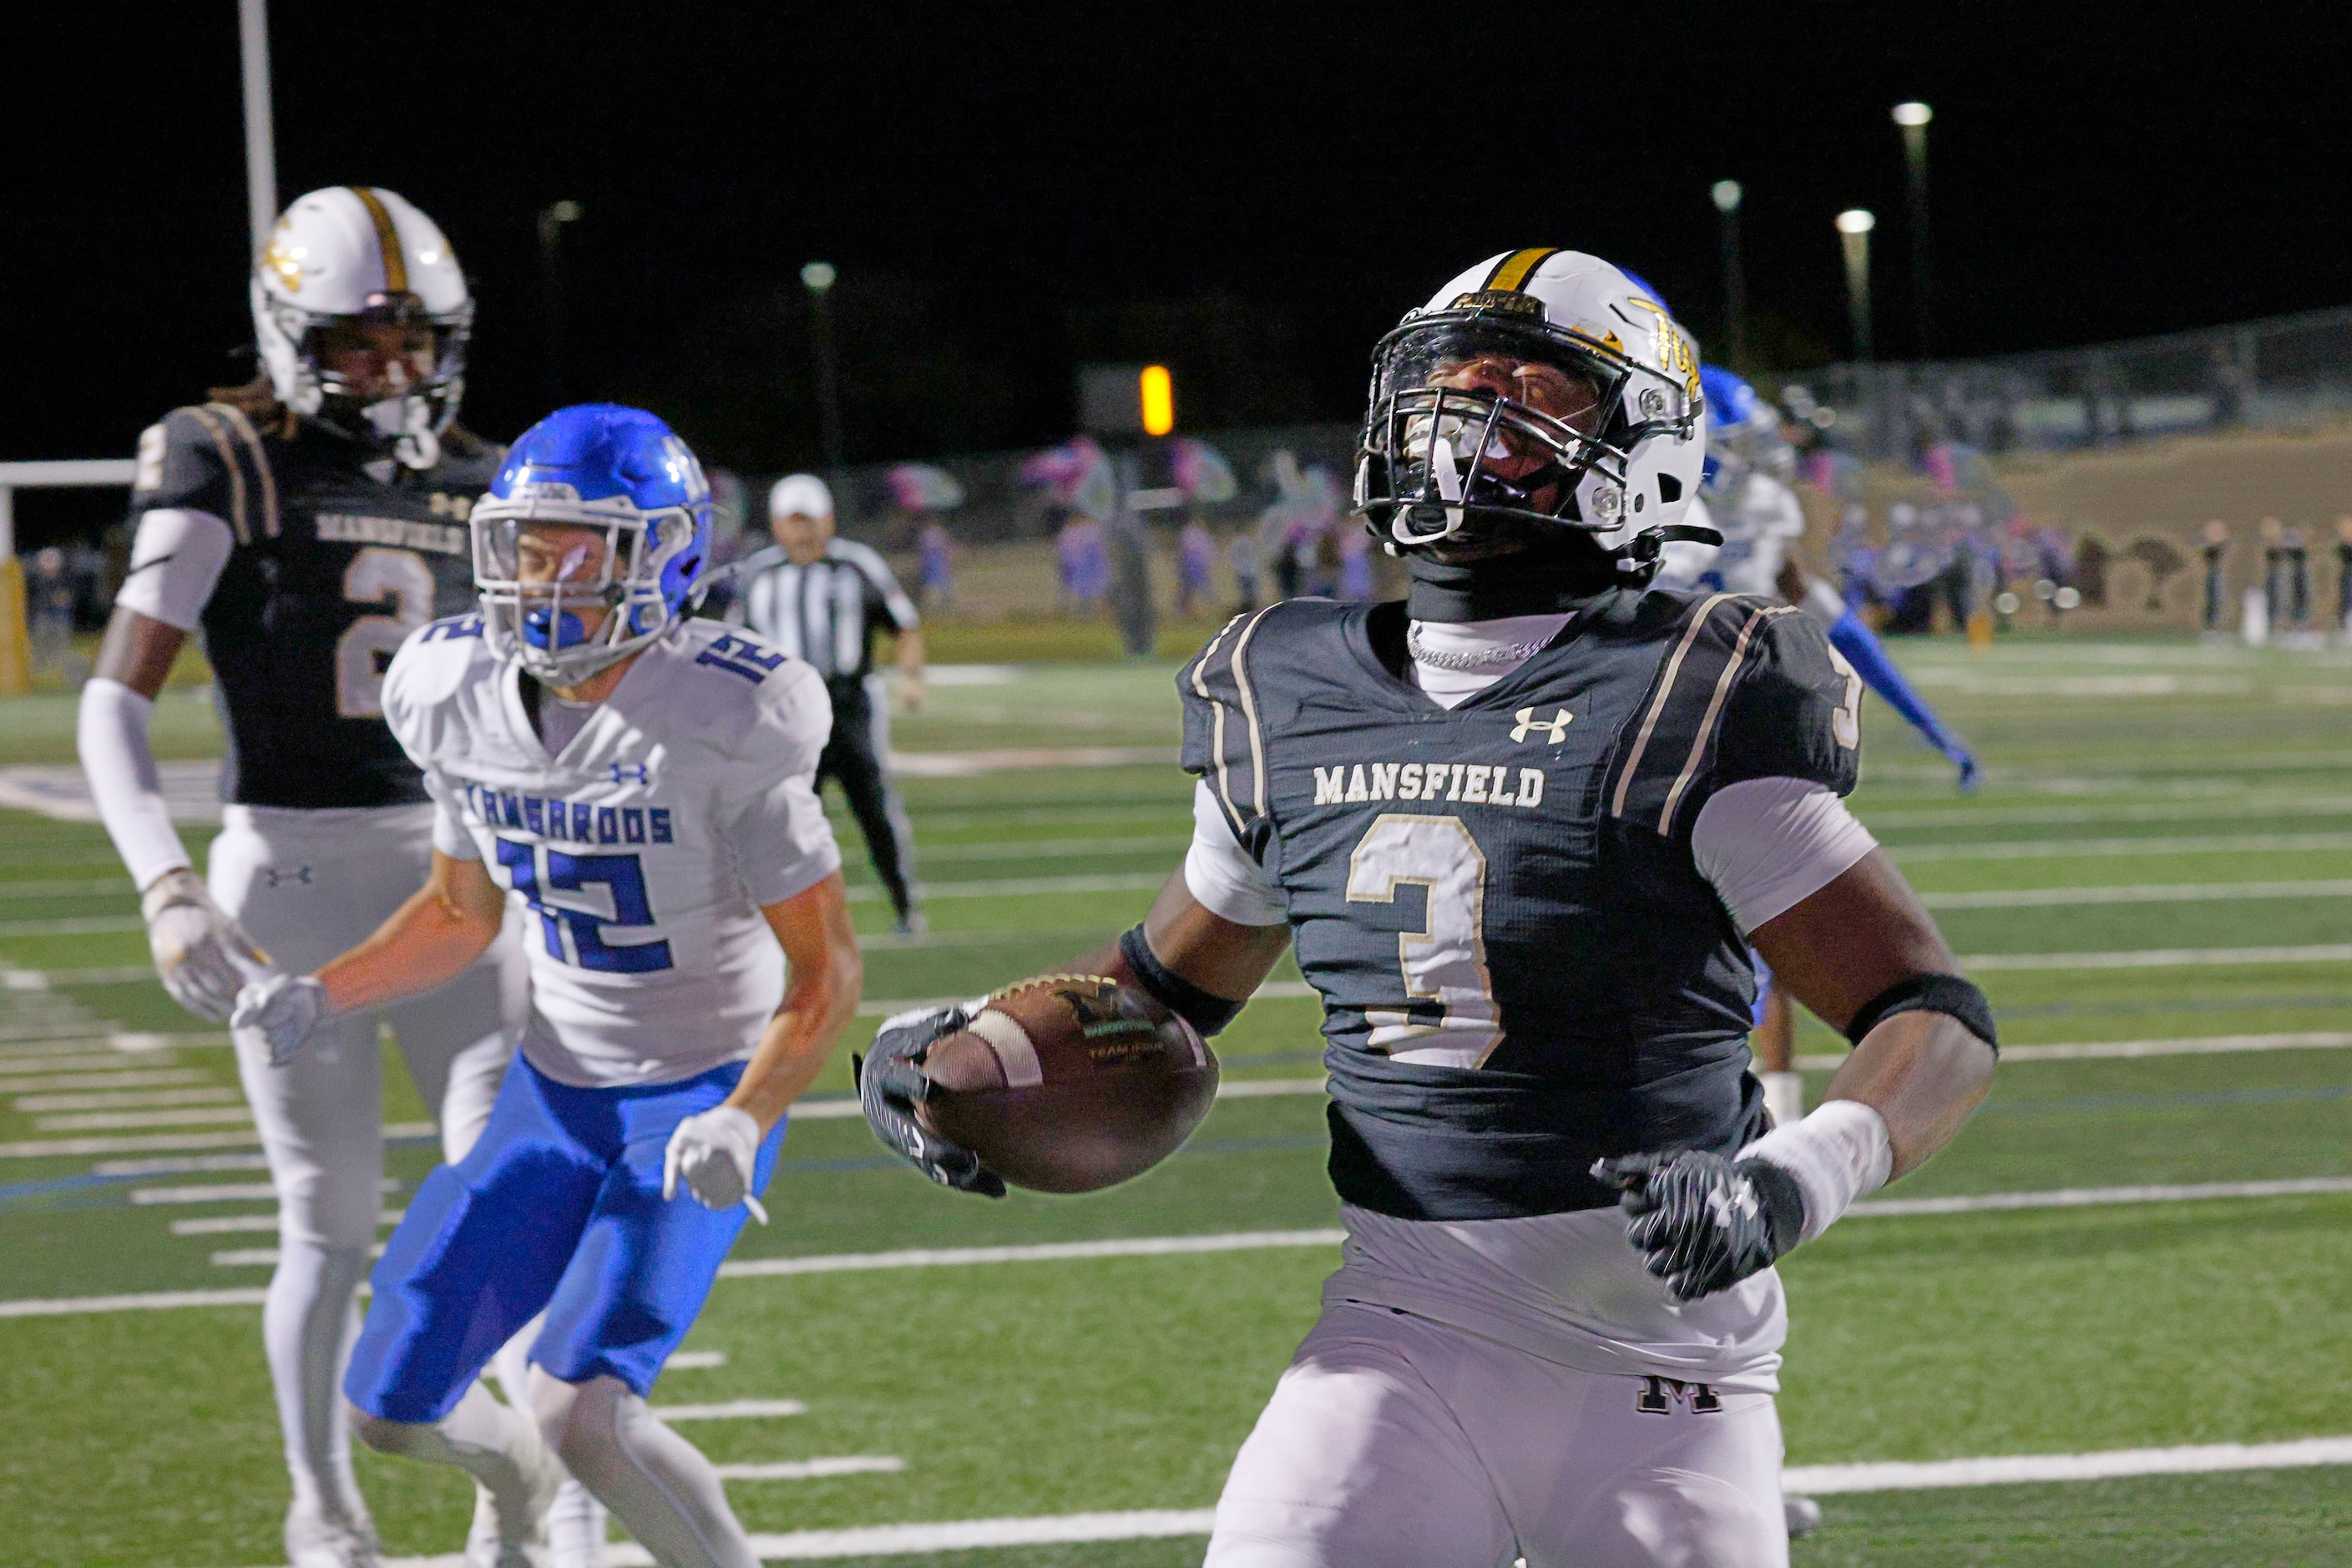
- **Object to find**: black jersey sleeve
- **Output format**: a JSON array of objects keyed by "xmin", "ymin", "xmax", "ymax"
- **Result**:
[
  {"xmin": 1602, "ymin": 594, "xmax": 1859, "ymax": 842},
  {"xmin": 1176, "ymin": 609, "xmax": 1279, "ymax": 854},
  {"xmin": 1712, "ymin": 608, "xmax": 1863, "ymax": 797},
  {"xmin": 127, "ymin": 405, "xmax": 275, "ymax": 539}
]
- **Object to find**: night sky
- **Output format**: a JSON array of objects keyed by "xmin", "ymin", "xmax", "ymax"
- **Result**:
[{"xmin": 8, "ymin": 2, "xmax": 2345, "ymax": 541}]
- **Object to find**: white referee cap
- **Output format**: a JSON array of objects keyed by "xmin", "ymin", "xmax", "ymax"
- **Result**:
[{"xmin": 769, "ymin": 473, "xmax": 834, "ymax": 518}]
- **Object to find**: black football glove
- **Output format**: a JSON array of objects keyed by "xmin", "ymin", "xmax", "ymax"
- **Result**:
[
  {"xmin": 854, "ymin": 1005, "xmax": 1006, "ymax": 1199},
  {"xmin": 1591, "ymin": 1150, "xmax": 1805, "ymax": 1302}
]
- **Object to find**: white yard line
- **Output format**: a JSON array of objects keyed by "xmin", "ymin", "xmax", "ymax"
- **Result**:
[
  {"xmin": 1783, "ymin": 1434, "xmax": 2352, "ymax": 1494},
  {"xmin": 715, "ymin": 1232, "xmax": 1349, "ymax": 1282},
  {"xmin": 787, "ymin": 1076, "xmax": 1325, "ymax": 1119},
  {"xmin": 1797, "ymin": 1030, "xmax": 2352, "ymax": 1070},
  {"xmin": 134, "ymin": 1181, "xmax": 395, "ymax": 1206},
  {"xmin": 665, "ymin": 1350, "xmax": 728, "ymax": 1370},
  {"xmin": 0, "ymin": 1053, "xmax": 168, "ymax": 1076},
  {"xmin": 650, "ymin": 1399, "xmax": 808, "ymax": 1421},
  {"xmin": 0, "ymin": 914, "xmax": 144, "ymax": 935},
  {"xmin": 13, "ymin": 1086, "xmax": 243, "ymax": 1114},
  {"xmin": 712, "ymin": 1457, "xmax": 903, "ymax": 1480},
  {"xmin": 25, "ymin": 1177, "xmax": 2352, "ymax": 1319},
  {"xmin": 1849, "ymin": 1176, "xmax": 2352, "ymax": 1217},
  {"xmin": 171, "ymin": 1208, "xmax": 400, "ymax": 1237},
  {"xmin": 1919, "ymin": 879, "xmax": 2352, "ymax": 908},
  {"xmin": 0, "ymin": 1286, "xmax": 270, "ymax": 1318},
  {"xmin": 1889, "ymin": 831, "xmax": 2352, "ymax": 862},
  {"xmin": 847, "ymin": 873, "xmax": 1166, "ymax": 904},
  {"xmin": 1964, "ymin": 943, "xmax": 2352, "ymax": 971},
  {"xmin": 0, "ymin": 1069, "xmax": 207, "ymax": 1095},
  {"xmin": 33, "ymin": 1105, "xmax": 255, "ymax": 1132},
  {"xmin": 0, "ymin": 1119, "xmax": 432, "ymax": 1161}
]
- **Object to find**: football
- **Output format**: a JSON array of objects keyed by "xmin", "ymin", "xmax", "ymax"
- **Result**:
[{"xmin": 916, "ymin": 974, "xmax": 1220, "ymax": 1194}]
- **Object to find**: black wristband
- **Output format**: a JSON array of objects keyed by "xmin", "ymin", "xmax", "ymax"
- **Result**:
[
  {"xmin": 1844, "ymin": 972, "xmax": 1999, "ymax": 1053},
  {"xmin": 1119, "ymin": 924, "xmax": 1246, "ymax": 1037}
]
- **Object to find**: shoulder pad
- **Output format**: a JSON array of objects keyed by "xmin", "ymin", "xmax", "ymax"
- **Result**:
[
  {"xmin": 382, "ymin": 615, "xmax": 493, "ymax": 747},
  {"xmin": 133, "ymin": 406, "xmax": 281, "ymax": 542},
  {"xmin": 1178, "ymin": 603, "xmax": 1334, "ymax": 833},
  {"xmin": 1602, "ymin": 593, "xmax": 1813, "ymax": 841}
]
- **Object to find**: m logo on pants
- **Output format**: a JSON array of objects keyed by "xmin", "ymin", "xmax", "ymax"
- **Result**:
[{"xmin": 1636, "ymin": 1375, "xmax": 1722, "ymax": 1415}]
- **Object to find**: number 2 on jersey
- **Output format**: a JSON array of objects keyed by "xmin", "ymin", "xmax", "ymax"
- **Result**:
[
  {"xmin": 1345, "ymin": 813, "xmax": 1503, "ymax": 1069},
  {"xmin": 336, "ymin": 547, "xmax": 435, "ymax": 718},
  {"xmin": 495, "ymin": 838, "xmax": 675, "ymax": 974}
]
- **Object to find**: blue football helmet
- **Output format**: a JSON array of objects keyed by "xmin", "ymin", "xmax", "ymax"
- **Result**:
[
  {"xmin": 470, "ymin": 403, "xmax": 711, "ymax": 682},
  {"xmin": 1697, "ymin": 365, "xmax": 1791, "ymax": 497}
]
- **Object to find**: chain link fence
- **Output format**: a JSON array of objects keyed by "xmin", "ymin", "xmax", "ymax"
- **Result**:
[{"xmin": 1792, "ymin": 306, "xmax": 2352, "ymax": 460}]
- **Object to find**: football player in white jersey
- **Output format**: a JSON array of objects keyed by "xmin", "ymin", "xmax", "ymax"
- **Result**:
[
  {"xmin": 77, "ymin": 185, "xmax": 538, "ymax": 1568},
  {"xmin": 235, "ymin": 404, "xmax": 862, "ymax": 1568}
]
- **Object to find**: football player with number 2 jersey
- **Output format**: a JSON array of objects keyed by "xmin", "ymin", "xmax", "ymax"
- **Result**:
[
  {"xmin": 77, "ymin": 186, "xmax": 543, "ymax": 1568},
  {"xmin": 862, "ymin": 251, "xmax": 2000, "ymax": 1567},
  {"xmin": 235, "ymin": 404, "xmax": 862, "ymax": 1568}
]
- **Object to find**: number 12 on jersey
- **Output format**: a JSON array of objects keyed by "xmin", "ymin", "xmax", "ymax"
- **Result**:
[
  {"xmin": 494, "ymin": 838, "xmax": 675, "ymax": 974},
  {"xmin": 1346, "ymin": 813, "xmax": 1503, "ymax": 1069}
]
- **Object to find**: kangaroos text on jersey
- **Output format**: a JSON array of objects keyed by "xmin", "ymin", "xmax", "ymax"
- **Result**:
[
  {"xmin": 1179, "ymin": 592, "xmax": 1861, "ymax": 1222},
  {"xmin": 126, "ymin": 405, "xmax": 501, "ymax": 808}
]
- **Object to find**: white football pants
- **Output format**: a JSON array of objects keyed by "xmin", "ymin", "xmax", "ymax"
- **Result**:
[
  {"xmin": 211, "ymin": 804, "xmax": 529, "ymax": 1533},
  {"xmin": 1205, "ymin": 1301, "xmax": 1788, "ymax": 1568}
]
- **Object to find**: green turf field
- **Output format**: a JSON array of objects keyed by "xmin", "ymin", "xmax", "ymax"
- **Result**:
[{"xmin": 5, "ymin": 635, "xmax": 2352, "ymax": 1566}]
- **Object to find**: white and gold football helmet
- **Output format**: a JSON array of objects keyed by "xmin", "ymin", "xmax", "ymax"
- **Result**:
[
  {"xmin": 1356, "ymin": 248, "xmax": 1710, "ymax": 572},
  {"xmin": 250, "ymin": 185, "xmax": 472, "ymax": 468}
]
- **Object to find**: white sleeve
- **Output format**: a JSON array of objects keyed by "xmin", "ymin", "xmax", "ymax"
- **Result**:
[
  {"xmin": 423, "ymin": 773, "xmax": 481, "ymax": 861},
  {"xmin": 721, "ymin": 665, "xmax": 844, "ymax": 907},
  {"xmin": 76, "ymin": 677, "xmax": 192, "ymax": 890},
  {"xmin": 1183, "ymin": 779, "xmax": 1288, "ymax": 926},
  {"xmin": 1690, "ymin": 776, "xmax": 1878, "ymax": 936},
  {"xmin": 113, "ymin": 508, "xmax": 235, "ymax": 630}
]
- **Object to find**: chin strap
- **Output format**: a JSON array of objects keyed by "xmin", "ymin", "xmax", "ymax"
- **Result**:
[{"xmin": 1614, "ymin": 522, "xmax": 1724, "ymax": 586}]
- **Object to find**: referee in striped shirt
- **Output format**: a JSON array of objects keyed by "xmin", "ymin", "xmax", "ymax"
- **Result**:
[{"xmin": 737, "ymin": 473, "xmax": 927, "ymax": 932}]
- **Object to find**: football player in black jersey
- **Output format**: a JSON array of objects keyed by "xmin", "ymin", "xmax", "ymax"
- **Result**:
[
  {"xmin": 862, "ymin": 250, "xmax": 2000, "ymax": 1567},
  {"xmin": 75, "ymin": 189, "xmax": 601, "ymax": 1568}
]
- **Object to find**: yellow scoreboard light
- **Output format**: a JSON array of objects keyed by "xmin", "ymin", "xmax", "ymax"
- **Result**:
[{"xmin": 1140, "ymin": 365, "xmax": 1176, "ymax": 437}]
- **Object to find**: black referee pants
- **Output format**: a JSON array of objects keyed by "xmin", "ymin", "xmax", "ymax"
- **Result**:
[{"xmin": 817, "ymin": 678, "xmax": 918, "ymax": 924}]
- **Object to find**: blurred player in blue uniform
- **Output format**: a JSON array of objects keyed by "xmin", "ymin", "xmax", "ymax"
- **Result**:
[
  {"xmin": 237, "ymin": 406, "xmax": 863, "ymax": 1568},
  {"xmin": 864, "ymin": 250, "xmax": 2000, "ymax": 1566}
]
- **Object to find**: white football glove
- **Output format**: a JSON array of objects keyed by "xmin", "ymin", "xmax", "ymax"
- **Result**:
[
  {"xmin": 663, "ymin": 1106, "xmax": 769, "ymax": 1223},
  {"xmin": 141, "ymin": 868, "xmax": 271, "ymax": 1023},
  {"xmin": 230, "ymin": 974, "xmax": 337, "ymax": 1068}
]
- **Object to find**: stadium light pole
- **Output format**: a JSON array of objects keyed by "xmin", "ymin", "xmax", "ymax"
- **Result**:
[
  {"xmin": 239, "ymin": 0, "xmax": 277, "ymax": 255},
  {"xmin": 1893, "ymin": 101, "xmax": 1935, "ymax": 357},
  {"xmin": 1835, "ymin": 209, "xmax": 1877, "ymax": 363},
  {"xmin": 1711, "ymin": 180, "xmax": 1748, "ymax": 373},
  {"xmin": 538, "ymin": 200, "xmax": 584, "ymax": 403},
  {"xmin": 801, "ymin": 260, "xmax": 847, "ymax": 511}
]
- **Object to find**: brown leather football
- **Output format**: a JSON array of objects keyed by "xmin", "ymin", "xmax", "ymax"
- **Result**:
[{"xmin": 915, "ymin": 974, "xmax": 1219, "ymax": 1194}]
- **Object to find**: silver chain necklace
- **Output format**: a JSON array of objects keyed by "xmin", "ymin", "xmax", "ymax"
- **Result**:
[{"xmin": 1407, "ymin": 622, "xmax": 1554, "ymax": 670}]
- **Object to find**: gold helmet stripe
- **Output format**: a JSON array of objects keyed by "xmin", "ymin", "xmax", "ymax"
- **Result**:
[
  {"xmin": 1484, "ymin": 247, "xmax": 1560, "ymax": 294},
  {"xmin": 347, "ymin": 186, "xmax": 409, "ymax": 294}
]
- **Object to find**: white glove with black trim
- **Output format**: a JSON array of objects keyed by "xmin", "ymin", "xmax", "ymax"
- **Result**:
[
  {"xmin": 664, "ymin": 1106, "xmax": 770, "ymax": 1223},
  {"xmin": 230, "ymin": 974, "xmax": 337, "ymax": 1068},
  {"xmin": 142, "ymin": 867, "xmax": 271, "ymax": 1023}
]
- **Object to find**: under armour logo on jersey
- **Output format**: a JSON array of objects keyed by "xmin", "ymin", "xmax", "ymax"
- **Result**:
[
  {"xmin": 260, "ymin": 866, "xmax": 313, "ymax": 888},
  {"xmin": 1511, "ymin": 707, "xmax": 1573, "ymax": 744},
  {"xmin": 609, "ymin": 763, "xmax": 653, "ymax": 786},
  {"xmin": 1636, "ymin": 1376, "xmax": 1723, "ymax": 1415}
]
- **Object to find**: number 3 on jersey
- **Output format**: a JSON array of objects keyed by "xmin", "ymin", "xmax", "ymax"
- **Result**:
[
  {"xmin": 495, "ymin": 839, "xmax": 675, "ymax": 974},
  {"xmin": 1346, "ymin": 813, "xmax": 1503, "ymax": 1068},
  {"xmin": 337, "ymin": 547, "xmax": 435, "ymax": 717}
]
